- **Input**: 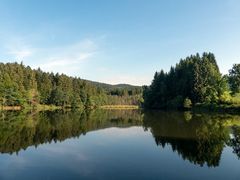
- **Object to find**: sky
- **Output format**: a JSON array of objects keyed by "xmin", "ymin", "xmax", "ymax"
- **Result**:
[{"xmin": 0, "ymin": 0, "xmax": 239, "ymax": 85}]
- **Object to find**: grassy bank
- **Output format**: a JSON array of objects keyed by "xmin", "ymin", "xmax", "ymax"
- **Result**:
[
  {"xmin": 0, "ymin": 106, "xmax": 22, "ymax": 111},
  {"xmin": 0, "ymin": 105, "xmax": 62, "ymax": 111},
  {"xmin": 1, "ymin": 104, "xmax": 140, "ymax": 111},
  {"xmin": 100, "ymin": 105, "xmax": 139, "ymax": 109}
]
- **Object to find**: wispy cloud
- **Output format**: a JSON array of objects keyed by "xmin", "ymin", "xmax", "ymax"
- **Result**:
[
  {"xmin": 4, "ymin": 37, "xmax": 35, "ymax": 61},
  {"xmin": 38, "ymin": 39, "xmax": 97, "ymax": 72},
  {"xmin": 3, "ymin": 36, "xmax": 98, "ymax": 75},
  {"xmin": 34, "ymin": 39, "xmax": 98, "ymax": 73},
  {"xmin": 8, "ymin": 49, "xmax": 33, "ymax": 60}
]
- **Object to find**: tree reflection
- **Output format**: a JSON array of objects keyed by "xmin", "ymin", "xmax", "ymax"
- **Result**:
[
  {"xmin": 143, "ymin": 111, "xmax": 239, "ymax": 167},
  {"xmin": 0, "ymin": 109, "xmax": 142, "ymax": 154},
  {"xmin": 228, "ymin": 126, "xmax": 240, "ymax": 159},
  {"xmin": 0, "ymin": 109, "xmax": 240, "ymax": 167}
]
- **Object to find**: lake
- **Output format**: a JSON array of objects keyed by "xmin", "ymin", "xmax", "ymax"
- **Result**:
[{"xmin": 0, "ymin": 109, "xmax": 239, "ymax": 180}]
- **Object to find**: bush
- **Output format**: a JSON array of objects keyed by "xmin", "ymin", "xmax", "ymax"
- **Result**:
[
  {"xmin": 183, "ymin": 98, "xmax": 192, "ymax": 109},
  {"xmin": 219, "ymin": 91, "xmax": 232, "ymax": 104},
  {"xmin": 231, "ymin": 93, "xmax": 240, "ymax": 104}
]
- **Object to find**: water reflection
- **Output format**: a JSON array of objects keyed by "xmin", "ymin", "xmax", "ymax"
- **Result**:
[
  {"xmin": 143, "ymin": 111, "xmax": 232, "ymax": 167},
  {"xmin": 228, "ymin": 126, "xmax": 240, "ymax": 159},
  {"xmin": 0, "ymin": 110, "xmax": 142, "ymax": 154},
  {"xmin": 0, "ymin": 109, "xmax": 240, "ymax": 168}
]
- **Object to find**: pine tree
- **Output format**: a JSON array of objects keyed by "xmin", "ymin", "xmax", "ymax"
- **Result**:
[{"xmin": 229, "ymin": 64, "xmax": 240, "ymax": 94}]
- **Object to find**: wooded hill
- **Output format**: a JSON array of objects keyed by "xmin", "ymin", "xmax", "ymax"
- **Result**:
[{"xmin": 0, "ymin": 62, "xmax": 142, "ymax": 108}]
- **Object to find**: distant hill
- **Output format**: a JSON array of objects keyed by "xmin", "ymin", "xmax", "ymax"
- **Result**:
[
  {"xmin": 85, "ymin": 80, "xmax": 142, "ymax": 97},
  {"xmin": 85, "ymin": 80, "xmax": 141, "ymax": 90}
]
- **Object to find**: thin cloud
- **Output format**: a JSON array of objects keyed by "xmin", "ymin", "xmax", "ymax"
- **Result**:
[
  {"xmin": 4, "ymin": 37, "xmax": 35, "ymax": 61},
  {"xmin": 8, "ymin": 49, "xmax": 33, "ymax": 60},
  {"xmin": 36, "ymin": 39, "xmax": 97, "ymax": 73},
  {"xmin": 40, "ymin": 52, "xmax": 95, "ymax": 69}
]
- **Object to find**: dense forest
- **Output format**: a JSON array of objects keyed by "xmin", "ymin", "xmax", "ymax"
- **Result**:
[
  {"xmin": 1, "ymin": 52, "xmax": 239, "ymax": 111},
  {"xmin": 143, "ymin": 52, "xmax": 240, "ymax": 110},
  {"xmin": 0, "ymin": 62, "xmax": 142, "ymax": 109}
]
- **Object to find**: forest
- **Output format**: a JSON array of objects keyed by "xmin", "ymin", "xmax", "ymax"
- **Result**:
[
  {"xmin": 143, "ymin": 52, "xmax": 240, "ymax": 110},
  {"xmin": 0, "ymin": 62, "xmax": 143, "ymax": 109},
  {"xmin": 1, "ymin": 52, "xmax": 240, "ymax": 111}
]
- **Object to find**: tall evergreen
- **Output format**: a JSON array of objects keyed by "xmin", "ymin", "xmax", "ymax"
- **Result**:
[
  {"xmin": 229, "ymin": 64, "xmax": 240, "ymax": 94},
  {"xmin": 143, "ymin": 52, "xmax": 225, "ymax": 109},
  {"xmin": 0, "ymin": 62, "xmax": 142, "ymax": 108}
]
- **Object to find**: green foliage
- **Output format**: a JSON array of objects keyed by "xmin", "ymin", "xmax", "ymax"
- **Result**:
[
  {"xmin": 230, "ymin": 93, "xmax": 240, "ymax": 104},
  {"xmin": 184, "ymin": 98, "xmax": 192, "ymax": 109},
  {"xmin": 143, "ymin": 52, "xmax": 228, "ymax": 109},
  {"xmin": 219, "ymin": 91, "xmax": 232, "ymax": 104},
  {"xmin": 229, "ymin": 64, "xmax": 240, "ymax": 94},
  {"xmin": 167, "ymin": 96, "xmax": 184, "ymax": 109},
  {"xmin": 0, "ymin": 62, "xmax": 142, "ymax": 109},
  {"xmin": 85, "ymin": 94, "xmax": 94, "ymax": 108}
]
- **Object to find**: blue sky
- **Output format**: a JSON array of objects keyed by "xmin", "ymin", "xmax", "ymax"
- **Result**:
[{"xmin": 0, "ymin": 0, "xmax": 239, "ymax": 85}]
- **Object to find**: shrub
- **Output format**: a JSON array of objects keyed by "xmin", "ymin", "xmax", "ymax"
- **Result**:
[
  {"xmin": 219, "ymin": 91, "xmax": 232, "ymax": 104},
  {"xmin": 183, "ymin": 98, "xmax": 192, "ymax": 109}
]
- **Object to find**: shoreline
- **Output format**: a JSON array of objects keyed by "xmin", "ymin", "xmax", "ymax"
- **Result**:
[
  {"xmin": 0, "ymin": 106, "xmax": 22, "ymax": 111},
  {"xmin": 1, "ymin": 104, "xmax": 240, "ymax": 114},
  {"xmin": 99, "ymin": 105, "xmax": 139, "ymax": 109},
  {"xmin": 0, "ymin": 105, "xmax": 140, "ymax": 111},
  {"xmin": 0, "ymin": 105, "xmax": 62, "ymax": 111}
]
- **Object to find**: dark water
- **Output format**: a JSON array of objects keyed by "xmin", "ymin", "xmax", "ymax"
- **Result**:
[{"xmin": 0, "ymin": 110, "xmax": 239, "ymax": 180}]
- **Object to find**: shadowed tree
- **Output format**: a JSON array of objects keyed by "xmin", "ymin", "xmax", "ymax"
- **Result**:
[{"xmin": 229, "ymin": 64, "xmax": 240, "ymax": 94}]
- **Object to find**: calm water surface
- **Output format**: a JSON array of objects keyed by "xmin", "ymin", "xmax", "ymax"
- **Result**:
[{"xmin": 0, "ymin": 110, "xmax": 239, "ymax": 179}]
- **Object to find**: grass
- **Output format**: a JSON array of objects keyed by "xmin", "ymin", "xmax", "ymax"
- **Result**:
[
  {"xmin": 0, "ymin": 104, "xmax": 62, "ymax": 112},
  {"xmin": 100, "ymin": 105, "xmax": 139, "ymax": 109},
  {"xmin": 1, "ymin": 104, "xmax": 140, "ymax": 111},
  {"xmin": 0, "ymin": 106, "xmax": 22, "ymax": 111}
]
